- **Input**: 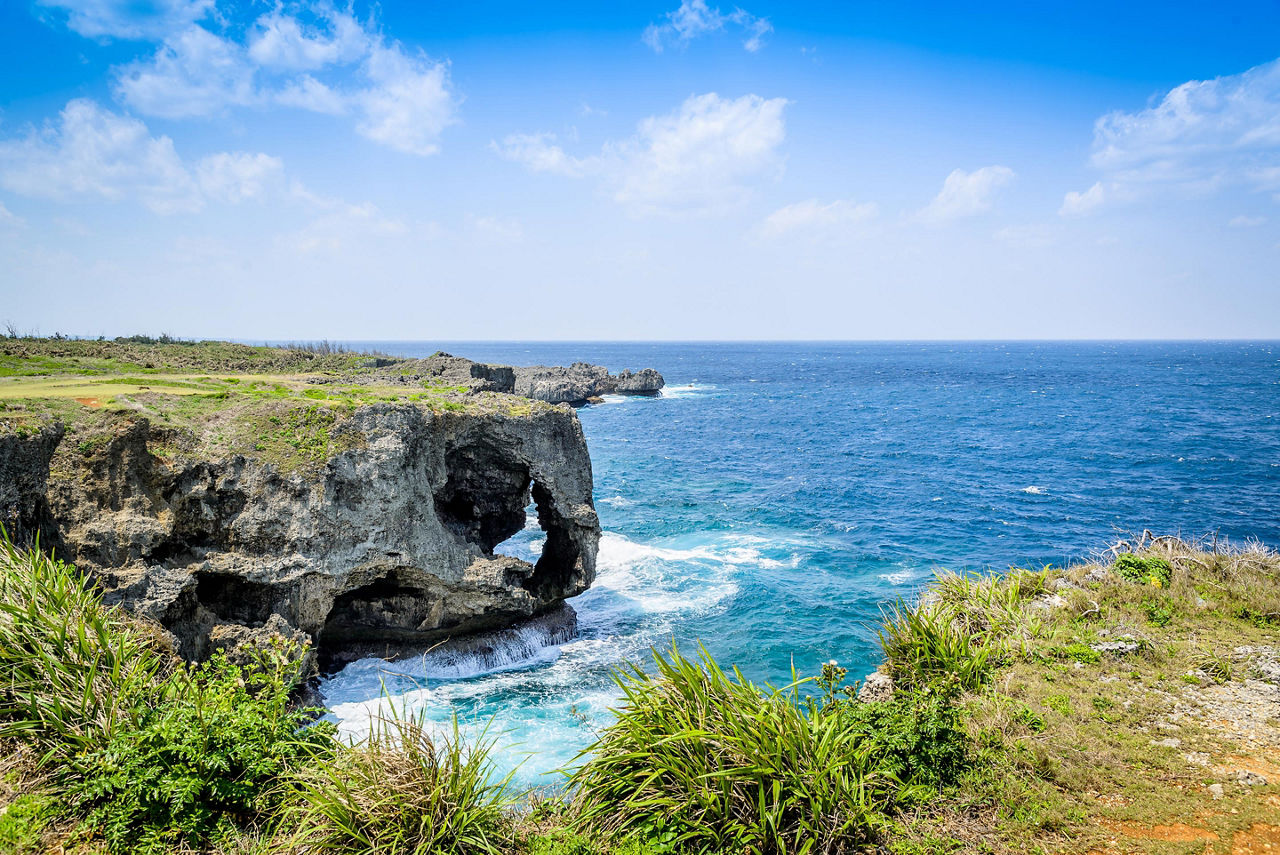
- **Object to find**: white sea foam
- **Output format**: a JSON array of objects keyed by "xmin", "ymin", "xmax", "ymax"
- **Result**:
[
  {"xmin": 598, "ymin": 495, "xmax": 635, "ymax": 508},
  {"xmin": 659, "ymin": 382, "xmax": 715, "ymax": 399},
  {"xmin": 321, "ymin": 526, "xmax": 769, "ymax": 783},
  {"xmin": 879, "ymin": 570, "xmax": 916, "ymax": 585},
  {"xmin": 1021, "ymin": 486, "xmax": 1047, "ymax": 495}
]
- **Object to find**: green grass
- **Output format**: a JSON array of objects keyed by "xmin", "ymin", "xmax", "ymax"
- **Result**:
[
  {"xmin": 572, "ymin": 646, "xmax": 902, "ymax": 854},
  {"xmin": 278, "ymin": 715, "xmax": 513, "ymax": 855},
  {"xmin": 1, "ymin": 530, "xmax": 1277, "ymax": 855},
  {"xmin": 0, "ymin": 533, "xmax": 171, "ymax": 765}
]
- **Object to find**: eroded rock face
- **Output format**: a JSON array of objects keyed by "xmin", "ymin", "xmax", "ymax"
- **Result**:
[
  {"xmin": 514, "ymin": 363, "xmax": 665, "ymax": 405},
  {"xmin": 9, "ymin": 402, "xmax": 599, "ymax": 673},
  {"xmin": 0, "ymin": 424, "xmax": 64, "ymax": 543}
]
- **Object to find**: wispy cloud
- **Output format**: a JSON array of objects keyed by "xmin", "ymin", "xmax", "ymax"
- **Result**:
[
  {"xmin": 47, "ymin": 3, "xmax": 460, "ymax": 157},
  {"xmin": 0, "ymin": 99, "xmax": 285, "ymax": 214},
  {"xmin": 1063, "ymin": 56, "xmax": 1280, "ymax": 213},
  {"xmin": 918, "ymin": 165, "xmax": 1015, "ymax": 222},
  {"xmin": 1229, "ymin": 214, "xmax": 1267, "ymax": 227},
  {"xmin": 495, "ymin": 92, "xmax": 788, "ymax": 215},
  {"xmin": 643, "ymin": 0, "xmax": 773, "ymax": 53},
  {"xmin": 758, "ymin": 198, "xmax": 878, "ymax": 239},
  {"xmin": 35, "ymin": 0, "xmax": 214, "ymax": 40},
  {"xmin": 490, "ymin": 133, "xmax": 586, "ymax": 177},
  {"xmin": 1059, "ymin": 181, "xmax": 1107, "ymax": 217}
]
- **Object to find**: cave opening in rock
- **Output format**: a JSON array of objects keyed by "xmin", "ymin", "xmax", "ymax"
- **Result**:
[
  {"xmin": 193, "ymin": 571, "xmax": 278, "ymax": 627},
  {"xmin": 432, "ymin": 439, "xmax": 531, "ymax": 553},
  {"xmin": 319, "ymin": 570, "xmax": 442, "ymax": 651}
]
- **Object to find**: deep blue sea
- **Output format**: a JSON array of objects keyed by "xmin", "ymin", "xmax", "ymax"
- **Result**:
[{"xmin": 316, "ymin": 342, "xmax": 1280, "ymax": 787}]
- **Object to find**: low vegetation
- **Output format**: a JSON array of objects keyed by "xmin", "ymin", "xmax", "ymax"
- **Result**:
[
  {"xmin": 0, "ymin": 530, "xmax": 1276, "ymax": 854},
  {"xmin": 0, "ymin": 337, "xmax": 552, "ymax": 477}
]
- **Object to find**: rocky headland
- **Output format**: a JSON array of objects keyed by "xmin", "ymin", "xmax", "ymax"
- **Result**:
[
  {"xmin": 354, "ymin": 352, "xmax": 666, "ymax": 405},
  {"xmin": 0, "ymin": 338, "xmax": 663, "ymax": 674}
]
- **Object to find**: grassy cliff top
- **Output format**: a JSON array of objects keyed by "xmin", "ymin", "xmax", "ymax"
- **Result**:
[
  {"xmin": 0, "ymin": 337, "xmax": 547, "ymax": 474},
  {"xmin": 0, "ymin": 336, "xmax": 396, "ymax": 378}
]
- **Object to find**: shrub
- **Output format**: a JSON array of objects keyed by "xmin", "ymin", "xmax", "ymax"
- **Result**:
[
  {"xmin": 277, "ymin": 715, "xmax": 512, "ymax": 855},
  {"xmin": 571, "ymin": 646, "xmax": 888, "ymax": 854},
  {"xmin": 1112, "ymin": 553, "xmax": 1172, "ymax": 588},
  {"xmin": 1048, "ymin": 643, "xmax": 1100, "ymax": 664},
  {"xmin": 835, "ymin": 682, "xmax": 970, "ymax": 793},
  {"xmin": 1141, "ymin": 597, "xmax": 1175, "ymax": 627},
  {"xmin": 879, "ymin": 601, "xmax": 992, "ymax": 691},
  {"xmin": 0, "ymin": 533, "xmax": 169, "ymax": 763},
  {"xmin": 63, "ymin": 641, "xmax": 333, "ymax": 854}
]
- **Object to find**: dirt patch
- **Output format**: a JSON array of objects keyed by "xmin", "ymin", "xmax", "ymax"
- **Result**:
[
  {"xmin": 1230, "ymin": 824, "xmax": 1280, "ymax": 855},
  {"xmin": 1212, "ymin": 754, "xmax": 1280, "ymax": 781},
  {"xmin": 1101, "ymin": 819, "xmax": 1218, "ymax": 842},
  {"xmin": 73, "ymin": 397, "xmax": 101, "ymax": 407}
]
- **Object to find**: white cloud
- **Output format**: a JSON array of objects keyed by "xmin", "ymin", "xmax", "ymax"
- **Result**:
[
  {"xmin": 607, "ymin": 93, "xmax": 787, "ymax": 213},
  {"xmin": 918, "ymin": 165, "xmax": 1015, "ymax": 222},
  {"xmin": 354, "ymin": 44, "xmax": 456, "ymax": 156},
  {"xmin": 0, "ymin": 99, "xmax": 289, "ymax": 214},
  {"xmin": 1229, "ymin": 214, "xmax": 1267, "ymax": 227},
  {"xmin": 491, "ymin": 133, "xmax": 586, "ymax": 177},
  {"xmin": 496, "ymin": 93, "xmax": 787, "ymax": 215},
  {"xmin": 115, "ymin": 26, "xmax": 257, "ymax": 118},
  {"xmin": 110, "ymin": 11, "xmax": 457, "ymax": 157},
  {"xmin": 1066, "ymin": 56, "xmax": 1280, "ymax": 210},
  {"xmin": 282, "ymin": 201, "xmax": 407, "ymax": 254},
  {"xmin": 35, "ymin": 0, "xmax": 213, "ymax": 40},
  {"xmin": 0, "ymin": 99, "xmax": 200, "ymax": 213},
  {"xmin": 195, "ymin": 152, "xmax": 284, "ymax": 203},
  {"xmin": 248, "ymin": 9, "xmax": 370, "ymax": 72},
  {"xmin": 643, "ymin": 0, "xmax": 772, "ymax": 53},
  {"xmin": 274, "ymin": 75, "xmax": 347, "ymax": 114},
  {"xmin": 1059, "ymin": 181, "xmax": 1107, "ymax": 217},
  {"xmin": 758, "ymin": 198, "xmax": 877, "ymax": 238}
]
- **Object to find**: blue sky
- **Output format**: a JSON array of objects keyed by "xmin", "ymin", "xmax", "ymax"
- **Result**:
[{"xmin": 1, "ymin": 0, "xmax": 1278, "ymax": 340}]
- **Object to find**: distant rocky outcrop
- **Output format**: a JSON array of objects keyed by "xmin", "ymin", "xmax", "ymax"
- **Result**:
[
  {"xmin": 349, "ymin": 354, "xmax": 664, "ymax": 406},
  {"xmin": 513, "ymin": 363, "xmax": 665, "ymax": 405}
]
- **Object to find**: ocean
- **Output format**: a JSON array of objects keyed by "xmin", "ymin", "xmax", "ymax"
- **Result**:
[{"xmin": 316, "ymin": 341, "xmax": 1280, "ymax": 788}]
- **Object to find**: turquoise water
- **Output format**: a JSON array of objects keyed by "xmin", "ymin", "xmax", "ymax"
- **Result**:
[{"xmin": 318, "ymin": 342, "xmax": 1280, "ymax": 787}]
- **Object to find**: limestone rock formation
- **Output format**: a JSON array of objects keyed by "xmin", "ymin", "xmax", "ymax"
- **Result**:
[
  {"xmin": 3, "ymin": 402, "xmax": 600, "ymax": 673},
  {"xmin": 332, "ymin": 353, "xmax": 664, "ymax": 406},
  {"xmin": 514, "ymin": 362, "xmax": 665, "ymax": 405}
]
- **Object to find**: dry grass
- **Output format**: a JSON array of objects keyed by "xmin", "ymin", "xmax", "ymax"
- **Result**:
[{"xmin": 883, "ymin": 536, "xmax": 1280, "ymax": 855}]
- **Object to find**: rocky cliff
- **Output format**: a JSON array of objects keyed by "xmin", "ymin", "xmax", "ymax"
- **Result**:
[
  {"xmin": 513, "ymin": 363, "xmax": 665, "ymax": 405},
  {"xmin": 1, "ymin": 396, "xmax": 600, "ymax": 673},
  {"xmin": 351, "ymin": 353, "xmax": 666, "ymax": 405}
]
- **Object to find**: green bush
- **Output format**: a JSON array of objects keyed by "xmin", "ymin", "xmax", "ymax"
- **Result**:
[
  {"xmin": 1048, "ymin": 643, "xmax": 1100, "ymax": 664},
  {"xmin": 1141, "ymin": 597, "xmax": 1175, "ymax": 627},
  {"xmin": 571, "ymin": 646, "xmax": 892, "ymax": 854},
  {"xmin": 278, "ymin": 714, "xmax": 512, "ymax": 855},
  {"xmin": 1112, "ymin": 553, "xmax": 1172, "ymax": 588},
  {"xmin": 835, "ymin": 682, "xmax": 970, "ymax": 793},
  {"xmin": 63, "ymin": 641, "xmax": 333, "ymax": 854},
  {"xmin": 0, "ymin": 533, "xmax": 169, "ymax": 763},
  {"xmin": 879, "ymin": 601, "xmax": 992, "ymax": 691}
]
